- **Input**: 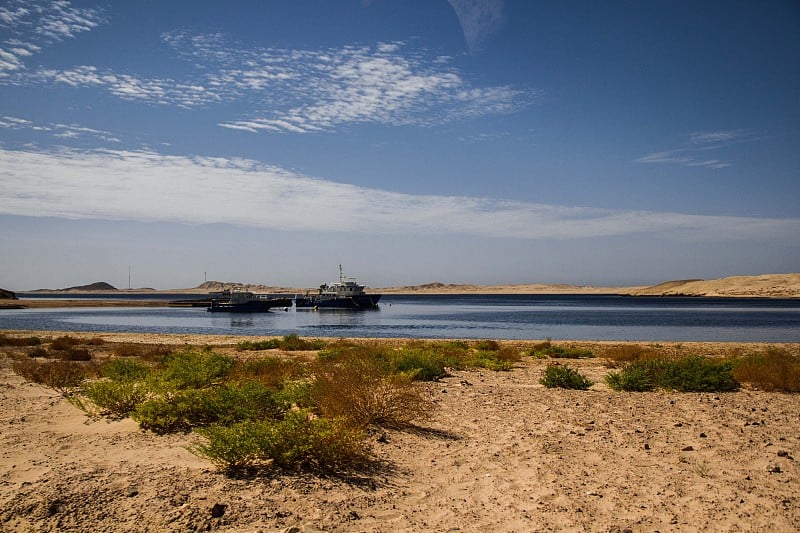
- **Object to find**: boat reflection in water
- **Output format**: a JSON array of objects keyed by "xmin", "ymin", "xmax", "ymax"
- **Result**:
[{"xmin": 295, "ymin": 266, "xmax": 381, "ymax": 310}]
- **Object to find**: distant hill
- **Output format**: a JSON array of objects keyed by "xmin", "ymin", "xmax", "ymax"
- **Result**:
[
  {"xmin": 0, "ymin": 288, "xmax": 17, "ymax": 299},
  {"xmin": 628, "ymin": 274, "xmax": 800, "ymax": 298},
  {"xmin": 62, "ymin": 282, "xmax": 118, "ymax": 291}
]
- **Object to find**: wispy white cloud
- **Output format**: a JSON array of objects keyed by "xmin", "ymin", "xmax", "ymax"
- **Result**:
[
  {"xmin": 163, "ymin": 33, "xmax": 535, "ymax": 132},
  {"xmin": 635, "ymin": 129, "xmax": 749, "ymax": 170},
  {"xmin": 0, "ymin": 1, "xmax": 105, "ymax": 76},
  {"xmin": 1, "ymin": 3, "xmax": 532, "ymax": 132},
  {"xmin": 1, "ymin": 147, "xmax": 796, "ymax": 242},
  {"xmin": 447, "ymin": 0, "xmax": 505, "ymax": 51},
  {"xmin": 0, "ymin": 115, "xmax": 120, "ymax": 143}
]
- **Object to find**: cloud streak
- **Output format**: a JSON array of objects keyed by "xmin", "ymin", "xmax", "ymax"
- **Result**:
[
  {"xmin": 635, "ymin": 129, "xmax": 748, "ymax": 169},
  {"xmin": 447, "ymin": 0, "xmax": 505, "ymax": 51},
  {"xmin": 1, "ymin": 147, "xmax": 796, "ymax": 242}
]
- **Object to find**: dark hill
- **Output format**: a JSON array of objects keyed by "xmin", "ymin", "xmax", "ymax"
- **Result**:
[
  {"xmin": 0, "ymin": 288, "xmax": 17, "ymax": 299},
  {"xmin": 63, "ymin": 282, "xmax": 118, "ymax": 291}
]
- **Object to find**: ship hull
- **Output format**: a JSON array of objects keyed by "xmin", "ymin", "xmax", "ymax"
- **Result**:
[
  {"xmin": 295, "ymin": 294, "xmax": 381, "ymax": 310},
  {"xmin": 207, "ymin": 298, "xmax": 292, "ymax": 313}
]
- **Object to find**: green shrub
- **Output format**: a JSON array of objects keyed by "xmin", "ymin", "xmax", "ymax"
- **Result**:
[
  {"xmin": 82, "ymin": 379, "xmax": 149, "ymax": 417},
  {"xmin": 236, "ymin": 339, "xmax": 280, "ymax": 351},
  {"xmin": 230, "ymin": 356, "xmax": 306, "ymax": 388},
  {"xmin": 133, "ymin": 381, "xmax": 290, "ymax": 434},
  {"xmin": 112, "ymin": 343, "xmax": 173, "ymax": 360},
  {"xmin": 733, "ymin": 349, "xmax": 800, "ymax": 392},
  {"xmin": 278, "ymin": 334, "xmax": 325, "ymax": 351},
  {"xmin": 160, "ymin": 348, "xmax": 234, "ymax": 389},
  {"xmin": 192, "ymin": 411, "xmax": 366, "ymax": 472},
  {"xmin": 389, "ymin": 348, "xmax": 454, "ymax": 381},
  {"xmin": 469, "ymin": 350, "xmax": 515, "ymax": 371},
  {"xmin": 101, "ymin": 359, "xmax": 151, "ymax": 382},
  {"xmin": 473, "ymin": 339, "xmax": 500, "ymax": 351},
  {"xmin": 606, "ymin": 356, "xmax": 738, "ymax": 392},
  {"xmin": 530, "ymin": 345, "xmax": 594, "ymax": 359},
  {"xmin": 540, "ymin": 364, "xmax": 594, "ymax": 390}
]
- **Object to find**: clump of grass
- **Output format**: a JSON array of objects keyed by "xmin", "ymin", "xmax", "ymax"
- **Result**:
[
  {"xmin": 540, "ymin": 364, "xmax": 594, "ymax": 390},
  {"xmin": 473, "ymin": 339, "xmax": 500, "ymax": 351},
  {"xmin": 601, "ymin": 344, "xmax": 658, "ymax": 367},
  {"xmin": 50, "ymin": 335, "xmax": 81, "ymax": 350},
  {"xmin": 27, "ymin": 346, "xmax": 48, "ymax": 358},
  {"xmin": 277, "ymin": 333, "xmax": 326, "ymax": 351},
  {"xmin": 192, "ymin": 411, "xmax": 366, "ymax": 472},
  {"xmin": 530, "ymin": 344, "xmax": 594, "ymax": 359},
  {"xmin": 82, "ymin": 379, "xmax": 150, "ymax": 417},
  {"xmin": 112, "ymin": 343, "xmax": 173, "ymax": 360},
  {"xmin": 312, "ymin": 351, "xmax": 433, "ymax": 428},
  {"xmin": 101, "ymin": 358, "xmax": 151, "ymax": 382},
  {"xmin": 159, "ymin": 348, "xmax": 235, "ymax": 389},
  {"xmin": 229, "ymin": 356, "xmax": 307, "ymax": 388},
  {"xmin": 0, "ymin": 334, "xmax": 42, "ymax": 347},
  {"xmin": 11, "ymin": 359, "xmax": 98, "ymax": 391},
  {"xmin": 469, "ymin": 347, "xmax": 521, "ymax": 371},
  {"xmin": 733, "ymin": 348, "xmax": 800, "ymax": 392},
  {"xmin": 606, "ymin": 356, "xmax": 738, "ymax": 392},
  {"xmin": 57, "ymin": 346, "xmax": 92, "ymax": 361},
  {"xmin": 236, "ymin": 339, "xmax": 280, "ymax": 351}
]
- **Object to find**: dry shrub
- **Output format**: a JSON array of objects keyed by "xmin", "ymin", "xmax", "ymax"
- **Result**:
[
  {"xmin": 50, "ymin": 335, "xmax": 80, "ymax": 350},
  {"xmin": 58, "ymin": 347, "xmax": 92, "ymax": 361},
  {"xmin": 0, "ymin": 334, "xmax": 42, "ymax": 347},
  {"xmin": 11, "ymin": 359, "xmax": 98, "ymax": 391},
  {"xmin": 733, "ymin": 348, "xmax": 800, "ymax": 392},
  {"xmin": 602, "ymin": 344, "xmax": 659, "ymax": 368},
  {"xmin": 229, "ymin": 356, "xmax": 307, "ymax": 388},
  {"xmin": 311, "ymin": 352, "xmax": 433, "ymax": 428},
  {"xmin": 112, "ymin": 343, "xmax": 173, "ymax": 361},
  {"xmin": 27, "ymin": 346, "xmax": 48, "ymax": 358},
  {"xmin": 84, "ymin": 337, "xmax": 106, "ymax": 346}
]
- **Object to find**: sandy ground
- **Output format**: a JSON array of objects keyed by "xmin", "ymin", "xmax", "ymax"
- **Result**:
[{"xmin": 1, "ymin": 333, "xmax": 799, "ymax": 532}]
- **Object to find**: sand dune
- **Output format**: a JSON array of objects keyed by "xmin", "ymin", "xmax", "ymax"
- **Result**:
[{"xmin": 629, "ymin": 273, "xmax": 800, "ymax": 298}]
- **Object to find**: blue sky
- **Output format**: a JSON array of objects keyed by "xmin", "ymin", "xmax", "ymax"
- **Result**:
[{"xmin": 1, "ymin": 0, "xmax": 798, "ymax": 290}]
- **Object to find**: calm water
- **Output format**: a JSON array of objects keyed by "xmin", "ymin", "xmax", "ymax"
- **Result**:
[{"xmin": 2, "ymin": 294, "xmax": 799, "ymax": 342}]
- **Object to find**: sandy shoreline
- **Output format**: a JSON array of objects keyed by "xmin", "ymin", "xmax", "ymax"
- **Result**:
[{"xmin": 1, "ymin": 331, "xmax": 799, "ymax": 531}]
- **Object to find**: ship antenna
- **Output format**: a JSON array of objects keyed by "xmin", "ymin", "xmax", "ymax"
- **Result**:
[{"xmin": 339, "ymin": 264, "xmax": 344, "ymax": 283}]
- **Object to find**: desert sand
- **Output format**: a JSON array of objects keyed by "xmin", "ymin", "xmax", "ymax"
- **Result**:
[{"xmin": 1, "ymin": 332, "xmax": 799, "ymax": 532}]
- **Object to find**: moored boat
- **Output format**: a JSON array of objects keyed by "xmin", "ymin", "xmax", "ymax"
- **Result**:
[
  {"xmin": 207, "ymin": 288, "xmax": 292, "ymax": 312},
  {"xmin": 295, "ymin": 266, "xmax": 381, "ymax": 310}
]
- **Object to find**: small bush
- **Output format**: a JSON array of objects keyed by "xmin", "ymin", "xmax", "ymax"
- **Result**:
[
  {"xmin": 83, "ymin": 379, "xmax": 150, "ymax": 417},
  {"xmin": 229, "ymin": 356, "xmax": 307, "ymax": 388},
  {"xmin": 278, "ymin": 334, "xmax": 325, "ymax": 351},
  {"xmin": 469, "ymin": 347, "xmax": 521, "ymax": 371},
  {"xmin": 193, "ymin": 410, "xmax": 367, "ymax": 472},
  {"xmin": 312, "ymin": 353, "xmax": 433, "ymax": 428},
  {"xmin": 84, "ymin": 337, "xmax": 105, "ymax": 346},
  {"xmin": 606, "ymin": 356, "xmax": 739, "ymax": 392},
  {"xmin": 133, "ymin": 381, "xmax": 290, "ymax": 434},
  {"xmin": 58, "ymin": 347, "xmax": 92, "ymax": 361},
  {"xmin": 389, "ymin": 348, "xmax": 455, "ymax": 381},
  {"xmin": 236, "ymin": 339, "xmax": 280, "ymax": 351},
  {"xmin": 473, "ymin": 339, "xmax": 500, "ymax": 351},
  {"xmin": 530, "ymin": 344, "xmax": 594, "ymax": 359},
  {"xmin": 540, "ymin": 364, "xmax": 594, "ymax": 390},
  {"xmin": 11, "ymin": 359, "xmax": 96, "ymax": 391},
  {"xmin": 602, "ymin": 344, "xmax": 658, "ymax": 367},
  {"xmin": 0, "ymin": 334, "xmax": 42, "ymax": 347},
  {"xmin": 50, "ymin": 335, "xmax": 80, "ymax": 350},
  {"xmin": 101, "ymin": 359, "xmax": 151, "ymax": 382},
  {"xmin": 27, "ymin": 346, "xmax": 48, "ymax": 358},
  {"xmin": 112, "ymin": 343, "xmax": 173, "ymax": 360},
  {"xmin": 733, "ymin": 349, "xmax": 800, "ymax": 392},
  {"xmin": 160, "ymin": 348, "xmax": 235, "ymax": 389}
]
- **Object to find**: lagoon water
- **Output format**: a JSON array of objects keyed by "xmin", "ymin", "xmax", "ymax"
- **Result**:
[{"xmin": 2, "ymin": 294, "xmax": 799, "ymax": 342}]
